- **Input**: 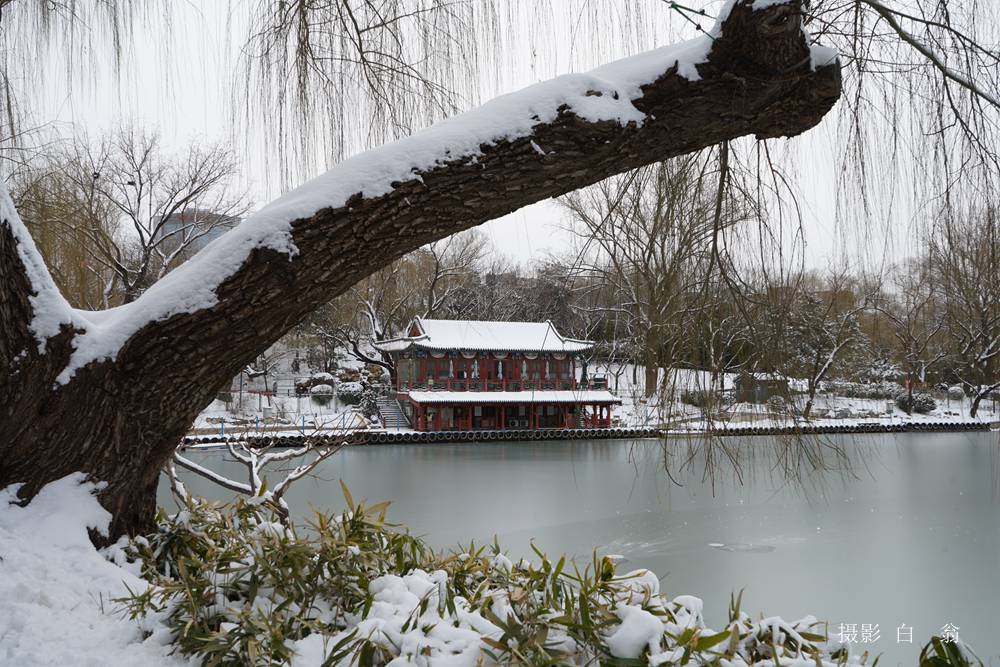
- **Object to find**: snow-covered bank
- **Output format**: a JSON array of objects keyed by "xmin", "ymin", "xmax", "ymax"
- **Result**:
[{"xmin": 0, "ymin": 475, "xmax": 191, "ymax": 666}]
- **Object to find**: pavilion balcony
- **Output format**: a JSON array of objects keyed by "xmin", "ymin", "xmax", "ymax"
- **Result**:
[{"xmin": 397, "ymin": 378, "xmax": 579, "ymax": 393}]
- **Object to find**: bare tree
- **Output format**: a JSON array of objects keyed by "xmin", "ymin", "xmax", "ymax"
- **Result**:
[
  {"xmin": 72, "ymin": 129, "xmax": 248, "ymax": 303},
  {"xmin": 930, "ymin": 205, "xmax": 1000, "ymax": 417},
  {"xmin": 304, "ymin": 230, "xmax": 486, "ymax": 379},
  {"xmin": 874, "ymin": 261, "xmax": 946, "ymax": 412},
  {"xmin": 9, "ymin": 128, "xmax": 248, "ymax": 305},
  {"xmin": 561, "ymin": 153, "xmax": 742, "ymax": 397}
]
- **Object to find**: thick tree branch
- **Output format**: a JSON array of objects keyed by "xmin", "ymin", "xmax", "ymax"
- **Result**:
[{"xmin": 1, "ymin": 0, "xmax": 842, "ymax": 538}]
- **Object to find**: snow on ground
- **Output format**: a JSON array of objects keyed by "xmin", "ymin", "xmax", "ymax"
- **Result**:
[
  {"xmin": 590, "ymin": 363, "xmax": 999, "ymax": 430},
  {"xmin": 190, "ymin": 397, "xmax": 364, "ymax": 433},
  {"xmin": 0, "ymin": 474, "xmax": 191, "ymax": 667}
]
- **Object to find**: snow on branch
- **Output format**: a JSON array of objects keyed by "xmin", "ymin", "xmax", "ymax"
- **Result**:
[
  {"xmin": 0, "ymin": 182, "xmax": 81, "ymax": 349},
  {"xmin": 172, "ymin": 434, "xmax": 347, "ymax": 521}
]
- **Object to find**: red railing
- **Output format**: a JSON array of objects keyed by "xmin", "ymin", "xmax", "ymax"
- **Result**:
[{"xmin": 398, "ymin": 378, "xmax": 579, "ymax": 392}]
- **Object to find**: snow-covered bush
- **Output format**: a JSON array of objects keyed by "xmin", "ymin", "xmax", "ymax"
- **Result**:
[
  {"xmin": 359, "ymin": 385, "xmax": 380, "ymax": 420},
  {"xmin": 120, "ymin": 493, "xmax": 873, "ymax": 667},
  {"xmin": 947, "ymin": 385, "xmax": 966, "ymax": 400},
  {"xmin": 296, "ymin": 372, "xmax": 338, "ymax": 395},
  {"xmin": 336, "ymin": 380, "xmax": 363, "ymax": 405},
  {"xmin": 896, "ymin": 392, "xmax": 937, "ymax": 414},
  {"xmin": 309, "ymin": 382, "xmax": 335, "ymax": 406},
  {"xmin": 822, "ymin": 380, "xmax": 902, "ymax": 400}
]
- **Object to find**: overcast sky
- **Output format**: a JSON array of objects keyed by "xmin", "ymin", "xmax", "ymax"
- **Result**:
[{"xmin": 33, "ymin": 0, "xmax": 921, "ymax": 274}]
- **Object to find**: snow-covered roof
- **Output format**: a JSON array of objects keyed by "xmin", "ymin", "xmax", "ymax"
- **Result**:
[
  {"xmin": 375, "ymin": 318, "xmax": 593, "ymax": 354},
  {"xmin": 406, "ymin": 390, "xmax": 619, "ymax": 404}
]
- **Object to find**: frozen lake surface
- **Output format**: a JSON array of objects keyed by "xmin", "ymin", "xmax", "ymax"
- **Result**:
[{"xmin": 163, "ymin": 432, "xmax": 1000, "ymax": 665}]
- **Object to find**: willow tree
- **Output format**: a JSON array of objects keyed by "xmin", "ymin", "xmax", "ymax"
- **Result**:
[{"xmin": 0, "ymin": 0, "xmax": 841, "ymax": 538}]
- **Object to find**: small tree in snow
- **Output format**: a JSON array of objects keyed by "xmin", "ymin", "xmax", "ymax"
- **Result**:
[
  {"xmin": 783, "ymin": 277, "xmax": 869, "ymax": 419},
  {"xmin": 171, "ymin": 438, "xmax": 345, "ymax": 522},
  {"xmin": 358, "ymin": 386, "xmax": 380, "ymax": 422}
]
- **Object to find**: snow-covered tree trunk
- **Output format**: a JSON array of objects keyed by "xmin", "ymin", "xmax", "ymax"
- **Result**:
[{"xmin": 0, "ymin": 0, "xmax": 841, "ymax": 539}]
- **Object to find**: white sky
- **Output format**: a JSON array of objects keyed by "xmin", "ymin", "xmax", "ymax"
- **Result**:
[{"xmin": 32, "ymin": 0, "xmax": 918, "ymax": 274}]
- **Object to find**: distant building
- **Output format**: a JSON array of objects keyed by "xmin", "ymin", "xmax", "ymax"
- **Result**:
[
  {"xmin": 152, "ymin": 209, "xmax": 240, "ymax": 260},
  {"xmin": 735, "ymin": 372, "xmax": 790, "ymax": 403},
  {"xmin": 374, "ymin": 318, "xmax": 620, "ymax": 431}
]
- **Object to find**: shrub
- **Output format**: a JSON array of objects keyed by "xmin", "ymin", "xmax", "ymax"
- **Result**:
[
  {"xmin": 336, "ymin": 381, "xmax": 363, "ymax": 405},
  {"xmin": 896, "ymin": 392, "xmax": 937, "ymax": 414},
  {"xmin": 822, "ymin": 380, "xmax": 903, "ymax": 400},
  {"xmin": 120, "ymin": 493, "xmax": 871, "ymax": 667},
  {"xmin": 310, "ymin": 383, "xmax": 334, "ymax": 406},
  {"xmin": 359, "ymin": 386, "xmax": 380, "ymax": 420},
  {"xmin": 766, "ymin": 395, "xmax": 789, "ymax": 414},
  {"xmin": 337, "ymin": 368, "xmax": 361, "ymax": 383},
  {"xmin": 295, "ymin": 372, "xmax": 338, "ymax": 395},
  {"xmin": 947, "ymin": 385, "xmax": 966, "ymax": 400},
  {"xmin": 680, "ymin": 389, "xmax": 723, "ymax": 409}
]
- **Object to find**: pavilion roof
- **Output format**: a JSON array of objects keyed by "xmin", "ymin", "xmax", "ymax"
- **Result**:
[{"xmin": 374, "ymin": 318, "xmax": 593, "ymax": 354}]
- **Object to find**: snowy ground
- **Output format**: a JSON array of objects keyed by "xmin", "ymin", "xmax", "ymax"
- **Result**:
[
  {"xmin": 191, "ymin": 398, "xmax": 370, "ymax": 435},
  {"xmin": 593, "ymin": 363, "xmax": 999, "ymax": 430},
  {"xmin": 0, "ymin": 475, "xmax": 192, "ymax": 666}
]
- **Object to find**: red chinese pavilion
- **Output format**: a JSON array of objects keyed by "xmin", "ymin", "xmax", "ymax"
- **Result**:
[{"xmin": 374, "ymin": 318, "xmax": 620, "ymax": 431}]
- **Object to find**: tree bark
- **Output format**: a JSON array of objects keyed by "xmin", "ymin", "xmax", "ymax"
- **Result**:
[{"xmin": 0, "ymin": 0, "xmax": 842, "ymax": 540}]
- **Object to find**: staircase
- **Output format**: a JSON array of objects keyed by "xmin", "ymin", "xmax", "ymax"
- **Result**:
[{"xmin": 377, "ymin": 396, "xmax": 410, "ymax": 430}]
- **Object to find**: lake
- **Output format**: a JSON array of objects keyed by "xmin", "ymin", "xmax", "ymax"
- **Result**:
[{"xmin": 162, "ymin": 432, "xmax": 1000, "ymax": 665}]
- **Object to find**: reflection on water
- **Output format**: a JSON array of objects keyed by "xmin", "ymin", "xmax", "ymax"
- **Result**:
[{"xmin": 161, "ymin": 432, "xmax": 1000, "ymax": 666}]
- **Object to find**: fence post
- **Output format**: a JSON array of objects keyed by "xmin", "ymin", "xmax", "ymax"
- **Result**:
[{"xmin": 220, "ymin": 418, "xmax": 225, "ymax": 438}]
